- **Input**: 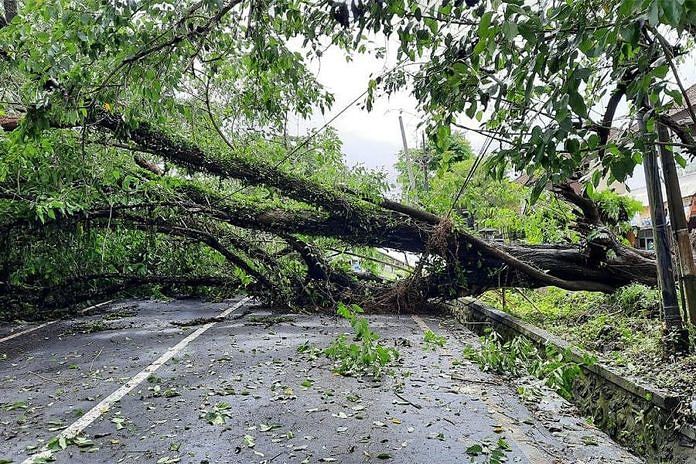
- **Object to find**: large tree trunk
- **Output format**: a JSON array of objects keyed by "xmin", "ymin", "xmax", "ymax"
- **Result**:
[{"xmin": 0, "ymin": 113, "xmax": 658, "ymax": 315}]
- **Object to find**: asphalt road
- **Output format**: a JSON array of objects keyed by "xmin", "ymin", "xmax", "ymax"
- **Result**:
[{"xmin": 0, "ymin": 298, "xmax": 642, "ymax": 463}]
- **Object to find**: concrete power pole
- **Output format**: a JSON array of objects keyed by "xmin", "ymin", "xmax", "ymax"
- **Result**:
[
  {"xmin": 637, "ymin": 110, "xmax": 689, "ymax": 355},
  {"xmin": 657, "ymin": 122, "xmax": 696, "ymax": 326},
  {"xmin": 421, "ymin": 132, "xmax": 429, "ymax": 192},
  {"xmin": 398, "ymin": 113, "xmax": 417, "ymax": 199}
]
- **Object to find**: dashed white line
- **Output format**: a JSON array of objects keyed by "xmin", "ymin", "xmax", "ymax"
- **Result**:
[
  {"xmin": 77, "ymin": 299, "xmax": 115, "ymax": 315},
  {"xmin": 410, "ymin": 314, "xmax": 431, "ymax": 332},
  {"xmin": 0, "ymin": 300, "xmax": 114, "ymax": 344},
  {"xmin": 21, "ymin": 297, "xmax": 251, "ymax": 464},
  {"xmin": 0, "ymin": 321, "xmax": 57, "ymax": 344},
  {"xmin": 411, "ymin": 313, "xmax": 554, "ymax": 462}
]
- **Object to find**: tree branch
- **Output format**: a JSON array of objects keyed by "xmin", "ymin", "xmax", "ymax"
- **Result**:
[{"xmin": 656, "ymin": 114, "xmax": 696, "ymax": 159}]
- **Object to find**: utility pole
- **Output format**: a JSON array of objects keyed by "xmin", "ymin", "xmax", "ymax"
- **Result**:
[
  {"xmin": 398, "ymin": 113, "xmax": 417, "ymax": 200},
  {"xmin": 421, "ymin": 132, "xmax": 429, "ymax": 192},
  {"xmin": 657, "ymin": 122, "xmax": 696, "ymax": 326},
  {"xmin": 637, "ymin": 110, "xmax": 689, "ymax": 355}
]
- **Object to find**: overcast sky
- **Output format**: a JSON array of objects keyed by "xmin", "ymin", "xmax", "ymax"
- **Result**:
[
  {"xmin": 294, "ymin": 42, "xmax": 696, "ymax": 193},
  {"xmin": 296, "ymin": 47, "xmax": 420, "ymax": 188}
]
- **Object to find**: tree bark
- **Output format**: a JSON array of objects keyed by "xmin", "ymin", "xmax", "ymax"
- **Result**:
[
  {"xmin": 2, "ymin": 275, "xmax": 238, "ymax": 315},
  {"xmin": 2, "ymin": 0, "xmax": 16, "ymax": 23},
  {"xmin": 0, "ymin": 111, "xmax": 662, "ymax": 315},
  {"xmin": 637, "ymin": 109, "xmax": 689, "ymax": 355}
]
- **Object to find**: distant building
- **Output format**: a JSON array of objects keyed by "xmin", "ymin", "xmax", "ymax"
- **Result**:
[
  {"xmin": 509, "ymin": 85, "xmax": 696, "ymax": 251},
  {"xmin": 478, "ymin": 228, "xmax": 505, "ymax": 243},
  {"xmin": 626, "ymin": 170, "xmax": 696, "ymax": 250},
  {"xmin": 625, "ymin": 83, "xmax": 696, "ymax": 250},
  {"xmin": 667, "ymin": 84, "xmax": 696, "ymax": 126}
]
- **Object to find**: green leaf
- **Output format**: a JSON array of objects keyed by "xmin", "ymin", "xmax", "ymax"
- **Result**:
[
  {"xmin": 564, "ymin": 138, "xmax": 580, "ymax": 155},
  {"xmin": 501, "ymin": 22, "xmax": 518, "ymax": 40},
  {"xmin": 259, "ymin": 423, "xmax": 282, "ymax": 432},
  {"xmin": 497, "ymin": 437, "xmax": 512, "ymax": 451},
  {"xmin": 675, "ymin": 152, "xmax": 687, "ymax": 169},
  {"xmin": 647, "ymin": 1, "xmax": 660, "ymax": 25},
  {"xmin": 530, "ymin": 175, "xmax": 548, "ymax": 205},
  {"xmin": 619, "ymin": 0, "xmax": 636, "ymax": 16},
  {"xmin": 243, "ymin": 434, "xmax": 256, "ymax": 448},
  {"xmin": 659, "ymin": 0, "xmax": 682, "ymax": 25},
  {"xmin": 568, "ymin": 92, "xmax": 587, "ymax": 117},
  {"xmin": 478, "ymin": 12, "xmax": 493, "ymax": 36},
  {"xmin": 591, "ymin": 169, "xmax": 602, "ymax": 188}
]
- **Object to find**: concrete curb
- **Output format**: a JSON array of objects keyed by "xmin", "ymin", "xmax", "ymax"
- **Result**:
[{"xmin": 449, "ymin": 298, "xmax": 696, "ymax": 461}]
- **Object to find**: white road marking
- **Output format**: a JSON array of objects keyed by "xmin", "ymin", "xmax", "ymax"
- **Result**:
[
  {"xmin": 0, "ymin": 321, "xmax": 57, "ymax": 344},
  {"xmin": 77, "ymin": 299, "xmax": 114, "ymax": 315},
  {"xmin": 21, "ymin": 297, "xmax": 251, "ymax": 464},
  {"xmin": 0, "ymin": 300, "xmax": 114, "ymax": 344},
  {"xmin": 410, "ymin": 314, "xmax": 431, "ymax": 332}
]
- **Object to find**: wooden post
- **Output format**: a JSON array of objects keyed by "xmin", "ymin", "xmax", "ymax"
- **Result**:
[
  {"xmin": 637, "ymin": 110, "xmax": 689, "ymax": 355},
  {"xmin": 657, "ymin": 122, "xmax": 696, "ymax": 326},
  {"xmin": 3, "ymin": 0, "xmax": 18, "ymax": 24}
]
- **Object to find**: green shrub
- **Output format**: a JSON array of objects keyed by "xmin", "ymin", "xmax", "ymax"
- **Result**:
[
  {"xmin": 423, "ymin": 329, "xmax": 447, "ymax": 349},
  {"xmin": 610, "ymin": 284, "xmax": 660, "ymax": 316},
  {"xmin": 463, "ymin": 330, "xmax": 538, "ymax": 376}
]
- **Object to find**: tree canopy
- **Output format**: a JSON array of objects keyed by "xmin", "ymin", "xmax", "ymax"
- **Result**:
[{"xmin": 1, "ymin": 0, "xmax": 694, "ymax": 318}]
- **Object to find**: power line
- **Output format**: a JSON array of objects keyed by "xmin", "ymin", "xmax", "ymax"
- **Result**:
[
  {"xmin": 271, "ymin": 61, "xmax": 406, "ymax": 170},
  {"xmin": 271, "ymin": 89, "xmax": 369, "ymax": 170},
  {"xmin": 445, "ymin": 102, "xmax": 510, "ymax": 218},
  {"xmin": 445, "ymin": 133, "xmax": 494, "ymax": 218},
  {"xmin": 217, "ymin": 63, "xmax": 405, "ymax": 200}
]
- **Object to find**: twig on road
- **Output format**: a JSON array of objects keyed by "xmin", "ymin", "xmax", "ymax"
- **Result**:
[
  {"xmin": 394, "ymin": 391, "xmax": 423, "ymax": 409},
  {"xmin": 89, "ymin": 347, "xmax": 103, "ymax": 372},
  {"xmin": 28, "ymin": 371, "xmax": 60, "ymax": 384}
]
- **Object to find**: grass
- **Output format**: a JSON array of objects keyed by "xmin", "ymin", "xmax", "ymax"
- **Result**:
[{"xmin": 480, "ymin": 285, "xmax": 696, "ymax": 403}]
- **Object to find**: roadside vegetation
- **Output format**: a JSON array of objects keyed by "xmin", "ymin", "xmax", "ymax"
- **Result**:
[
  {"xmin": 394, "ymin": 132, "xmax": 695, "ymax": 420},
  {"xmin": 463, "ymin": 329, "xmax": 593, "ymax": 400},
  {"xmin": 480, "ymin": 286, "xmax": 696, "ymax": 406}
]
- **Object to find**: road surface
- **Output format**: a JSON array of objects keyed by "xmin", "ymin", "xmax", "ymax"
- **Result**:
[{"xmin": 0, "ymin": 298, "xmax": 641, "ymax": 463}]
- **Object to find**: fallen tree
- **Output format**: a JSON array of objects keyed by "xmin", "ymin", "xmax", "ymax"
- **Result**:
[
  {"xmin": 5, "ymin": 0, "xmax": 696, "ymax": 322},
  {"xmin": 0, "ymin": 111, "xmax": 657, "ymax": 315}
]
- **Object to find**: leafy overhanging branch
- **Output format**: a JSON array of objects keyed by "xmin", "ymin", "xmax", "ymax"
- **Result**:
[{"xmin": 0, "ymin": 106, "xmax": 659, "ymax": 315}]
